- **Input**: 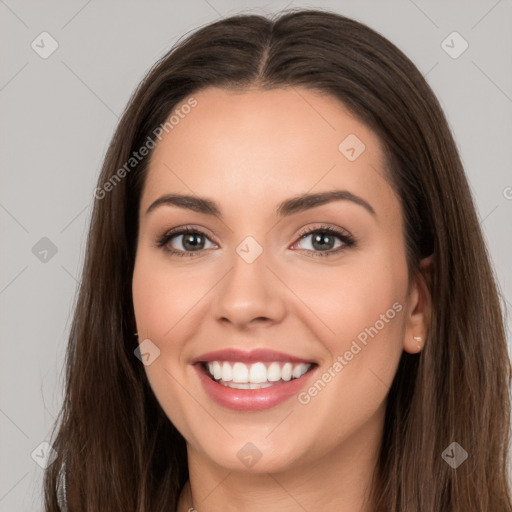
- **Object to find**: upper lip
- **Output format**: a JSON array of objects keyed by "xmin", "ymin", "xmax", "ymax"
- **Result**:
[{"xmin": 191, "ymin": 348, "xmax": 316, "ymax": 365}]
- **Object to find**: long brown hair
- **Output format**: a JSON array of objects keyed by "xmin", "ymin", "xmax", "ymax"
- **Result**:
[{"xmin": 44, "ymin": 8, "xmax": 511, "ymax": 511}]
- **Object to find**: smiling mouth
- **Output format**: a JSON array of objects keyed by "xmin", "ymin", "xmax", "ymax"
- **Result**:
[{"xmin": 200, "ymin": 360, "xmax": 317, "ymax": 389}]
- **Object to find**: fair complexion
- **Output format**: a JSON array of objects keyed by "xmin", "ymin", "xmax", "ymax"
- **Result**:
[{"xmin": 132, "ymin": 86, "xmax": 431, "ymax": 512}]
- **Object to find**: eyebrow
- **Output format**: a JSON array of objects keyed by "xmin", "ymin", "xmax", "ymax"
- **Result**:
[{"xmin": 145, "ymin": 190, "xmax": 376, "ymax": 218}]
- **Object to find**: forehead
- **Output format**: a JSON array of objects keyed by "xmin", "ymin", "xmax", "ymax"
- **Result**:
[{"xmin": 140, "ymin": 86, "xmax": 398, "ymax": 222}]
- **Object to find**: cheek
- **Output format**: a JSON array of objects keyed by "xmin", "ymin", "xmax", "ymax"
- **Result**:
[
  {"xmin": 131, "ymin": 252, "xmax": 199, "ymax": 436},
  {"xmin": 132, "ymin": 264, "xmax": 172, "ymax": 337},
  {"xmin": 294, "ymin": 245, "xmax": 408, "ymax": 392},
  {"xmin": 292, "ymin": 272, "xmax": 406, "ymax": 443},
  {"xmin": 292, "ymin": 248, "xmax": 406, "ymax": 344},
  {"xmin": 132, "ymin": 250, "xmax": 201, "ymax": 340}
]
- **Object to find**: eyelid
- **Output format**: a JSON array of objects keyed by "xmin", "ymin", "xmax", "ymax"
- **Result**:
[
  {"xmin": 294, "ymin": 223, "xmax": 352, "ymax": 241},
  {"xmin": 157, "ymin": 224, "xmax": 218, "ymax": 245}
]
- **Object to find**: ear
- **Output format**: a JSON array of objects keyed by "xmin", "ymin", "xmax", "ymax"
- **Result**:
[{"xmin": 403, "ymin": 254, "xmax": 433, "ymax": 354}]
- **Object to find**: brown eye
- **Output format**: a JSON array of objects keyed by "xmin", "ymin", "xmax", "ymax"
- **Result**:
[
  {"xmin": 157, "ymin": 228, "xmax": 215, "ymax": 257},
  {"xmin": 292, "ymin": 225, "xmax": 356, "ymax": 257}
]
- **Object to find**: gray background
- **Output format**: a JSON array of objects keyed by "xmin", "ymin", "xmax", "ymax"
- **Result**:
[{"xmin": 1, "ymin": 0, "xmax": 511, "ymax": 509}]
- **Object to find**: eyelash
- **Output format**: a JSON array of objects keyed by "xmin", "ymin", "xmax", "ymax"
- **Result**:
[{"xmin": 155, "ymin": 224, "xmax": 356, "ymax": 258}]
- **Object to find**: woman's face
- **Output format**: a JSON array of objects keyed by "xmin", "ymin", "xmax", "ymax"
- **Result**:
[{"xmin": 132, "ymin": 86, "xmax": 428, "ymax": 473}]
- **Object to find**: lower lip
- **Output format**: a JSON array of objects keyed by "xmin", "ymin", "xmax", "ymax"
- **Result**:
[{"xmin": 194, "ymin": 364, "xmax": 317, "ymax": 411}]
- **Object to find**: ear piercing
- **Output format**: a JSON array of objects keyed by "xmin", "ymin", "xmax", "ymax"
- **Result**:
[{"xmin": 413, "ymin": 336, "xmax": 423, "ymax": 350}]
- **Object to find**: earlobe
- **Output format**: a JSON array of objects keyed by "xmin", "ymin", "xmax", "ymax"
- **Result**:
[{"xmin": 403, "ymin": 254, "xmax": 434, "ymax": 354}]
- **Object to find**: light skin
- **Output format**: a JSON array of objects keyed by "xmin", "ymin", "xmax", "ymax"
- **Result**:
[{"xmin": 132, "ymin": 86, "xmax": 432, "ymax": 512}]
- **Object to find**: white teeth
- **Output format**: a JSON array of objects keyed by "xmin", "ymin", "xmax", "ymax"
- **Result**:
[
  {"xmin": 281, "ymin": 362, "xmax": 292, "ymax": 381},
  {"xmin": 221, "ymin": 381, "xmax": 275, "ymax": 389},
  {"xmin": 293, "ymin": 363, "xmax": 308, "ymax": 378},
  {"xmin": 221, "ymin": 362, "xmax": 233, "ymax": 382},
  {"xmin": 249, "ymin": 362, "xmax": 267, "ymax": 383},
  {"xmin": 213, "ymin": 361, "xmax": 222, "ymax": 380},
  {"xmin": 232, "ymin": 362, "xmax": 249, "ymax": 383},
  {"xmin": 204, "ymin": 361, "xmax": 312, "ymax": 384},
  {"xmin": 267, "ymin": 362, "xmax": 281, "ymax": 381}
]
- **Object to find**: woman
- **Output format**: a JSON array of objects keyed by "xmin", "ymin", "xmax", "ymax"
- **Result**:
[{"xmin": 44, "ymin": 8, "xmax": 511, "ymax": 512}]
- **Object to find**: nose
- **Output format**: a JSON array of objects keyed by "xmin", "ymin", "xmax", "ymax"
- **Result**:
[{"xmin": 212, "ymin": 243, "xmax": 287, "ymax": 330}]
